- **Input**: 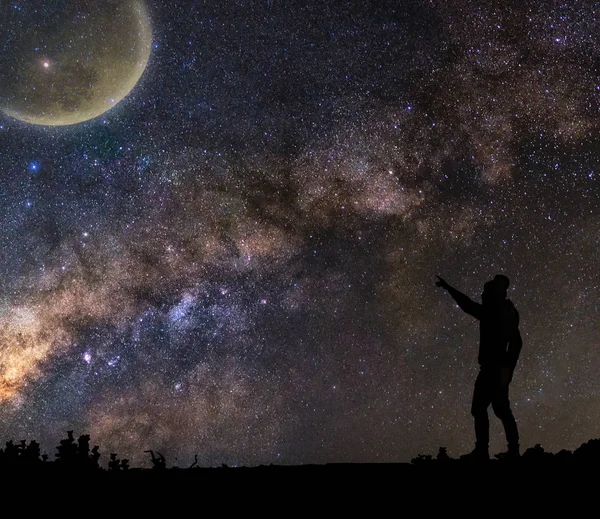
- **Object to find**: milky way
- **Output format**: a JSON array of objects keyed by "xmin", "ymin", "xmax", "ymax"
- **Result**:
[{"xmin": 0, "ymin": 0, "xmax": 600, "ymax": 467}]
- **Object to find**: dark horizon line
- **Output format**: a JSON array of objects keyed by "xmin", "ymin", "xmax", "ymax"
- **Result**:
[{"xmin": 2, "ymin": 430, "xmax": 600, "ymax": 471}]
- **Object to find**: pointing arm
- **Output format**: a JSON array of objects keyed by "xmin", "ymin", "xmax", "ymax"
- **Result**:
[{"xmin": 436, "ymin": 276, "xmax": 482, "ymax": 320}]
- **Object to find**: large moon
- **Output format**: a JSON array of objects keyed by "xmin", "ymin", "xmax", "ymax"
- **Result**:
[{"xmin": 0, "ymin": 1, "xmax": 152, "ymax": 126}]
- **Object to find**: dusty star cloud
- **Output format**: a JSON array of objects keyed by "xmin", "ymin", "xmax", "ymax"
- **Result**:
[{"xmin": 0, "ymin": 0, "xmax": 599, "ymax": 466}]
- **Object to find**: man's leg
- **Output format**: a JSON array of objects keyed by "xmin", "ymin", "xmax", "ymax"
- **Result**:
[
  {"xmin": 470, "ymin": 370, "xmax": 493, "ymax": 455},
  {"xmin": 492, "ymin": 380, "xmax": 519, "ymax": 455}
]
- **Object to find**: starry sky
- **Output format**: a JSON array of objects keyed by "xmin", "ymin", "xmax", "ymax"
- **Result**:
[{"xmin": 0, "ymin": 0, "xmax": 599, "ymax": 467}]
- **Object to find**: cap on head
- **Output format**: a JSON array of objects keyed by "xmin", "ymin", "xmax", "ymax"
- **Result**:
[
  {"xmin": 483, "ymin": 274, "xmax": 510, "ymax": 303},
  {"xmin": 493, "ymin": 274, "xmax": 510, "ymax": 292}
]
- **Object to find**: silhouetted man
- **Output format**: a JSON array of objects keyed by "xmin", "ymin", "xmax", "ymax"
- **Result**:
[{"xmin": 436, "ymin": 274, "xmax": 522, "ymax": 461}]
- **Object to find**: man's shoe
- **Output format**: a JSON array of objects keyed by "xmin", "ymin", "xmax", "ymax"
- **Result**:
[
  {"xmin": 460, "ymin": 448, "xmax": 489, "ymax": 462},
  {"xmin": 494, "ymin": 449, "xmax": 520, "ymax": 461}
]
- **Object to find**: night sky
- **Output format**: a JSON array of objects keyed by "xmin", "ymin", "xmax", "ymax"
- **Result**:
[{"xmin": 0, "ymin": 0, "xmax": 599, "ymax": 467}]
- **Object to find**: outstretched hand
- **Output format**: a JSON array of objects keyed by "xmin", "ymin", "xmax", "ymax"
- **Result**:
[{"xmin": 435, "ymin": 275, "xmax": 450, "ymax": 290}]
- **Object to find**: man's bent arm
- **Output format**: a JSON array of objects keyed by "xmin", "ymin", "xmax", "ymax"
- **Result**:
[
  {"xmin": 506, "ymin": 329, "xmax": 522, "ymax": 368},
  {"xmin": 446, "ymin": 285, "xmax": 482, "ymax": 320}
]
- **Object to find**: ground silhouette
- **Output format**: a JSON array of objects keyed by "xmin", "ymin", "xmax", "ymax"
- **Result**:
[
  {"xmin": 0, "ymin": 431, "xmax": 596, "ymax": 504},
  {"xmin": 0, "ymin": 429, "xmax": 599, "ymax": 475}
]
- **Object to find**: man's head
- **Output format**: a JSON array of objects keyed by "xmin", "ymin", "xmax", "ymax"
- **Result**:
[
  {"xmin": 482, "ymin": 274, "xmax": 510, "ymax": 304},
  {"xmin": 493, "ymin": 274, "xmax": 510, "ymax": 292}
]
